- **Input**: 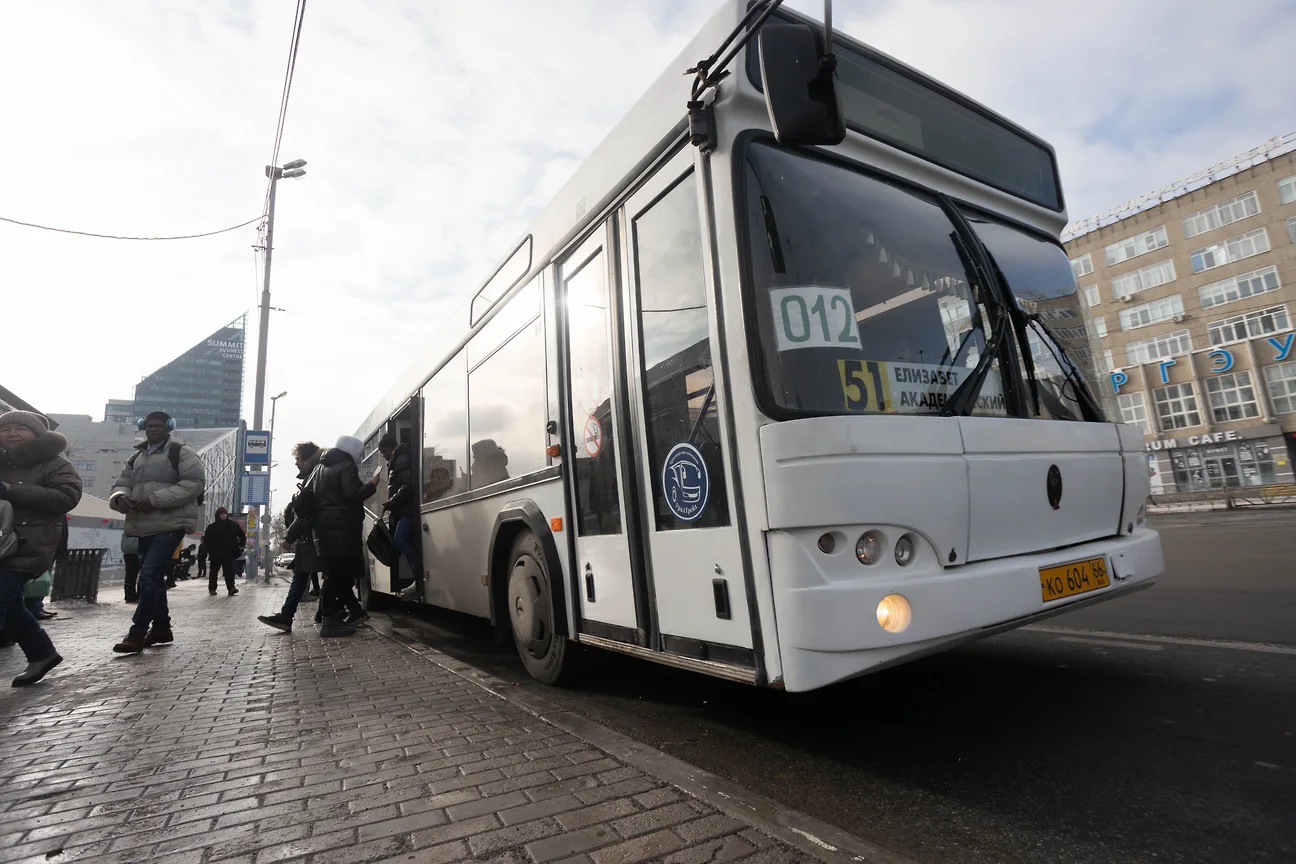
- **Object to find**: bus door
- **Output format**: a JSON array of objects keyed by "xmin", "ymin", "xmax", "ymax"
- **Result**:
[
  {"xmin": 559, "ymin": 225, "xmax": 646, "ymax": 640},
  {"xmin": 619, "ymin": 149, "xmax": 754, "ymax": 661}
]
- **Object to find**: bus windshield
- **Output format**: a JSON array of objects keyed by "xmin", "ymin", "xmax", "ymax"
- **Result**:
[{"xmin": 743, "ymin": 140, "xmax": 1009, "ymax": 418}]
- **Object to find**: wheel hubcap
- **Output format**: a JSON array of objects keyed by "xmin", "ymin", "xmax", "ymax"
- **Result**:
[{"xmin": 508, "ymin": 554, "xmax": 551, "ymax": 659}]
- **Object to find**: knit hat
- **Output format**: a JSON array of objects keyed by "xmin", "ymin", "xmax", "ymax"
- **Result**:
[
  {"xmin": 335, "ymin": 435, "xmax": 365, "ymax": 465},
  {"xmin": 378, "ymin": 433, "xmax": 398, "ymax": 450},
  {"xmin": 0, "ymin": 410, "xmax": 49, "ymax": 436},
  {"xmin": 143, "ymin": 410, "xmax": 173, "ymax": 425},
  {"xmin": 216, "ymin": 507, "xmax": 229, "ymax": 517}
]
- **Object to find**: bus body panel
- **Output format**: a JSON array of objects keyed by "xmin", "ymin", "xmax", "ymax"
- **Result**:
[
  {"xmin": 960, "ymin": 418, "xmax": 1125, "ymax": 562},
  {"xmin": 768, "ymin": 527, "xmax": 1163, "ymax": 692}
]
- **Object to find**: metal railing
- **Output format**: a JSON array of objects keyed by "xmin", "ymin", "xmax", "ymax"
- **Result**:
[
  {"xmin": 52, "ymin": 548, "xmax": 106, "ymax": 602},
  {"xmin": 1148, "ymin": 484, "xmax": 1296, "ymax": 512}
]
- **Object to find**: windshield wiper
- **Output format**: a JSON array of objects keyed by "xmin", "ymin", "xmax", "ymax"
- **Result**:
[
  {"xmin": 940, "ymin": 304, "xmax": 1008, "ymax": 417},
  {"xmin": 1022, "ymin": 314, "xmax": 1105, "ymax": 422}
]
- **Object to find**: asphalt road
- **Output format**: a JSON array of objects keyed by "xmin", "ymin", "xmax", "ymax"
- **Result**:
[{"xmin": 379, "ymin": 511, "xmax": 1296, "ymax": 864}]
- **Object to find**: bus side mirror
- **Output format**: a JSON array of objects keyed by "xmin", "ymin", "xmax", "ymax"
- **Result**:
[{"xmin": 758, "ymin": 23, "xmax": 846, "ymax": 147}]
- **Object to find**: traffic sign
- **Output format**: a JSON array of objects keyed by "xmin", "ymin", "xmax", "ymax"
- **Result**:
[{"xmin": 244, "ymin": 430, "xmax": 270, "ymax": 464}]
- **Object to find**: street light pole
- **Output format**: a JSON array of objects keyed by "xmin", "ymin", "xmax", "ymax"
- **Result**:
[
  {"xmin": 266, "ymin": 390, "xmax": 287, "ymax": 581},
  {"xmin": 250, "ymin": 158, "xmax": 305, "ymax": 581}
]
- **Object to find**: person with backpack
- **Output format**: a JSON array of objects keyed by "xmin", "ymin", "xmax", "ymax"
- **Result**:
[
  {"xmin": 0, "ymin": 410, "xmax": 82, "ymax": 686},
  {"xmin": 202, "ymin": 508, "xmax": 245, "ymax": 596},
  {"xmin": 108, "ymin": 411, "xmax": 205, "ymax": 654}
]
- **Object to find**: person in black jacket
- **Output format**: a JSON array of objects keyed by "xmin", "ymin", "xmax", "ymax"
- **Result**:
[
  {"xmin": 306, "ymin": 435, "xmax": 378, "ymax": 637},
  {"xmin": 202, "ymin": 507, "xmax": 246, "ymax": 596},
  {"xmin": 258, "ymin": 441, "xmax": 323, "ymax": 633},
  {"xmin": 378, "ymin": 433, "xmax": 418, "ymax": 589}
]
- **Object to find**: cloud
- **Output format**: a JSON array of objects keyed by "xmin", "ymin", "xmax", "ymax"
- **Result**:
[{"xmin": 2, "ymin": 0, "xmax": 1291, "ymax": 509}]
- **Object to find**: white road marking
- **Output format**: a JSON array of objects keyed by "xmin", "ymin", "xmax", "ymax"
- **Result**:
[
  {"xmin": 1024, "ymin": 625, "xmax": 1296, "ymax": 656},
  {"xmin": 1056, "ymin": 636, "xmax": 1163, "ymax": 651}
]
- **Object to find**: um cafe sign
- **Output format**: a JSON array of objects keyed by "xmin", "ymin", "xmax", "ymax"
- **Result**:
[{"xmin": 1110, "ymin": 332, "xmax": 1294, "ymax": 393}]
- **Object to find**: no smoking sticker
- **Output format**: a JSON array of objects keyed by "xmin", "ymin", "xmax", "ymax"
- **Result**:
[{"xmin": 583, "ymin": 416, "xmax": 603, "ymax": 457}]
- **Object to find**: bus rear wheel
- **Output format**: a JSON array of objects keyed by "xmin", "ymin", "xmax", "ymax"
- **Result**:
[{"xmin": 506, "ymin": 530, "xmax": 569, "ymax": 685}]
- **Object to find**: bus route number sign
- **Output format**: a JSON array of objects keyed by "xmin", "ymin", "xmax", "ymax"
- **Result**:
[{"xmin": 770, "ymin": 286, "xmax": 860, "ymax": 352}]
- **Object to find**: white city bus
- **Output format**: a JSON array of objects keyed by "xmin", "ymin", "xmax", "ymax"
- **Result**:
[{"xmin": 353, "ymin": 0, "xmax": 1164, "ymax": 692}]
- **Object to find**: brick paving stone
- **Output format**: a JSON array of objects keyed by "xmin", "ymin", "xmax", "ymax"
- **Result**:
[{"xmin": 0, "ymin": 579, "xmax": 817, "ymax": 863}]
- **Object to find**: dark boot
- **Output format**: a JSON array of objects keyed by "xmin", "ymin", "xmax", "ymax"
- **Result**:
[
  {"xmin": 319, "ymin": 615, "xmax": 355, "ymax": 638},
  {"xmin": 144, "ymin": 626, "xmax": 174, "ymax": 647},
  {"xmin": 257, "ymin": 614, "xmax": 292, "ymax": 633},
  {"xmin": 12, "ymin": 654, "xmax": 62, "ymax": 687},
  {"xmin": 228, "ymin": 587, "xmax": 239, "ymax": 596},
  {"xmin": 112, "ymin": 632, "xmax": 146, "ymax": 654}
]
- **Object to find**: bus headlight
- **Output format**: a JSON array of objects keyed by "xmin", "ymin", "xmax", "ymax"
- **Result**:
[
  {"xmin": 894, "ymin": 534, "xmax": 915, "ymax": 566},
  {"xmin": 855, "ymin": 531, "xmax": 884, "ymax": 566},
  {"xmin": 1137, "ymin": 503, "xmax": 1147, "ymax": 525},
  {"xmin": 876, "ymin": 594, "xmax": 912, "ymax": 633}
]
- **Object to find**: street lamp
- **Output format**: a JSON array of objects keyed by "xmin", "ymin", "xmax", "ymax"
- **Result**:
[
  {"xmin": 265, "ymin": 390, "xmax": 288, "ymax": 581},
  {"xmin": 249, "ymin": 157, "xmax": 305, "ymax": 582}
]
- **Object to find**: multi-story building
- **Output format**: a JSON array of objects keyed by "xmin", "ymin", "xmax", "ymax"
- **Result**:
[
  {"xmin": 103, "ymin": 398, "xmax": 134, "ymax": 424},
  {"xmin": 1064, "ymin": 133, "xmax": 1296, "ymax": 493},
  {"xmin": 126, "ymin": 315, "xmax": 247, "ymax": 429}
]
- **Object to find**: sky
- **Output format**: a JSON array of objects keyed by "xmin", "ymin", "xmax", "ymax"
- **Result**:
[{"xmin": 2, "ymin": 0, "xmax": 1294, "ymax": 508}]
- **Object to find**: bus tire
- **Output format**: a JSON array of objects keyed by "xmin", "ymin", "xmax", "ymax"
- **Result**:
[{"xmin": 506, "ymin": 529, "xmax": 569, "ymax": 685}]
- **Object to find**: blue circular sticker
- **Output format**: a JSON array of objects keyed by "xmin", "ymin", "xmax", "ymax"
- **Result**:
[{"xmin": 662, "ymin": 442, "xmax": 710, "ymax": 523}]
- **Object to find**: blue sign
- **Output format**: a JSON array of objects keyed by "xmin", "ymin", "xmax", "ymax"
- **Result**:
[
  {"xmin": 1208, "ymin": 349, "xmax": 1234, "ymax": 372},
  {"xmin": 244, "ymin": 430, "xmax": 270, "ymax": 465},
  {"xmin": 242, "ymin": 471, "xmax": 270, "ymax": 506},
  {"xmin": 662, "ymin": 442, "xmax": 709, "ymax": 523}
]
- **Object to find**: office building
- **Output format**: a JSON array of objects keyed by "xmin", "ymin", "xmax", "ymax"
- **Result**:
[
  {"xmin": 1063, "ymin": 133, "xmax": 1296, "ymax": 492},
  {"xmin": 129, "ymin": 316, "xmax": 246, "ymax": 429},
  {"xmin": 103, "ymin": 398, "xmax": 134, "ymax": 424}
]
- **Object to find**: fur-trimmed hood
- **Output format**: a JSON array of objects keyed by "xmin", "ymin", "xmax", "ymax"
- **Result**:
[{"xmin": 0, "ymin": 431, "xmax": 69, "ymax": 468}]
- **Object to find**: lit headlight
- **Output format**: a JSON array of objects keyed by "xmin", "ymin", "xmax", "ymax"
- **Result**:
[{"xmin": 876, "ymin": 594, "xmax": 912, "ymax": 633}]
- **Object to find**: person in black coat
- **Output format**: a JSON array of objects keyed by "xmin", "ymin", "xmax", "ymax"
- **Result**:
[
  {"xmin": 258, "ymin": 441, "xmax": 323, "ymax": 633},
  {"xmin": 306, "ymin": 435, "xmax": 377, "ymax": 636},
  {"xmin": 378, "ymin": 433, "xmax": 419, "ymax": 589},
  {"xmin": 202, "ymin": 508, "xmax": 246, "ymax": 596}
]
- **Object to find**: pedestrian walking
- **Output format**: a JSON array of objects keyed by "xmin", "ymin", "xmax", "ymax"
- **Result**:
[
  {"xmin": 378, "ymin": 433, "xmax": 419, "ymax": 590},
  {"xmin": 122, "ymin": 534, "xmax": 141, "ymax": 603},
  {"xmin": 306, "ymin": 435, "xmax": 378, "ymax": 637},
  {"xmin": 108, "ymin": 411, "xmax": 205, "ymax": 654},
  {"xmin": 0, "ymin": 410, "xmax": 81, "ymax": 686},
  {"xmin": 258, "ymin": 441, "xmax": 323, "ymax": 633},
  {"xmin": 202, "ymin": 508, "xmax": 245, "ymax": 596},
  {"xmin": 196, "ymin": 539, "xmax": 207, "ymax": 580}
]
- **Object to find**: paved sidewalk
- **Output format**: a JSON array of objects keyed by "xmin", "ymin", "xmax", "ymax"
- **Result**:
[{"xmin": 0, "ymin": 578, "xmax": 813, "ymax": 864}]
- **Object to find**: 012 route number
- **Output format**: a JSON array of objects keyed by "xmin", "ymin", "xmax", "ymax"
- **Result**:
[{"xmin": 769, "ymin": 287, "xmax": 860, "ymax": 352}]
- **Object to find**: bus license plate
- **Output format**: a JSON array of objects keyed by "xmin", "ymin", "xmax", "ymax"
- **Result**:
[{"xmin": 1039, "ymin": 557, "xmax": 1110, "ymax": 603}]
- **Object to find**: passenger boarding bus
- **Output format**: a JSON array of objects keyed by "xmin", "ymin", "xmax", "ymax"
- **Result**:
[{"xmin": 353, "ymin": 0, "xmax": 1164, "ymax": 692}]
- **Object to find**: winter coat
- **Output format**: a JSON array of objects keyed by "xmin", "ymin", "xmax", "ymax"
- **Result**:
[
  {"xmin": 0, "ymin": 431, "xmax": 83, "ymax": 575},
  {"xmin": 202, "ymin": 517, "xmax": 246, "ymax": 560},
  {"xmin": 383, "ymin": 443, "xmax": 416, "ymax": 522},
  {"xmin": 109, "ymin": 438, "xmax": 205, "ymax": 536},
  {"xmin": 307, "ymin": 447, "xmax": 376, "ymax": 560},
  {"xmin": 283, "ymin": 450, "xmax": 321, "ymax": 573}
]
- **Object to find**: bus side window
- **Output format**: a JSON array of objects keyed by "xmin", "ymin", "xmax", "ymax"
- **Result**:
[{"xmin": 421, "ymin": 350, "xmax": 468, "ymax": 503}]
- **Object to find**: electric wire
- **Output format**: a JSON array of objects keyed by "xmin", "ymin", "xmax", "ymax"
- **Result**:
[{"xmin": 0, "ymin": 213, "xmax": 265, "ymax": 241}]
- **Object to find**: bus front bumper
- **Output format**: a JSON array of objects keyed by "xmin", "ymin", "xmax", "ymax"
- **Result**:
[{"xmin": 767, "ymin": 527, "xmax": 1164, "ymax": 692}]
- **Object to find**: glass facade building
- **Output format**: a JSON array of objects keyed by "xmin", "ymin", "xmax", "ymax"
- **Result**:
[{"xmin": 131, "ymin": 316, "xmax": 246, "ymax": 429}]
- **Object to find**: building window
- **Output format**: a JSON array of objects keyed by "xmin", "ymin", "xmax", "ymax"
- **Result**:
[
  {"xmin": 1288, "ymin": 216, "xmax": 1296, "ymax": 244},
  {"xmin": 69, "ymin": 459, "xmax": 96, "ymax": 472},
  {"xmin": 1204, "ymin": 371, "xmax": 1260, "ymax": 422},
  {"xmin": 1190, "ymin": 227, "xmax": 1269, "ymax": 274},
  {"xmin": 1070, "ymin": 253, "xmax": 1093, "ymax": 278},
  {"xmin": 1103, "ymin": 349, "xmax": 1115, "ymax": 372},
  {"xmin": 1207, "ymin": 305, "xmax": 1290, "ymax": 346},
  {"xmin": 1118, "ymin": 392, "xmax": 1150, "ymax": 433},
  {"xmin": 1125, "ymin": 329, "xmax": 1191, "ymax": 365},
  {"xmin": 1198, "ymin": 265, "xmax": 1280, "ymax": 309},
  {"xmin": 1264, "ymin": 360, "xmax": 1296, "ymax": 414},
  {"xmin": 1153, "ymin": 383, "xmax": 1202, "ymax": 430},
  {"xmin": 1279, "ymin": 175, "xmax": 1296, "ymax": 205},
  {"xmin": 1181, "ymin": 190, "xmax": 1261, "ymax": 239},
  {"xmin": 1093, "ymin": 315, "xmax": 1107, "ymax": 337},
  {"xmin": 1111, "ymin": 259, "xmax": 1175, "ymax": 299},
  {"xmin": 1118, "ymin": 294, "xmax": 1183, "ymax": 331},
  {"xmin": 1104, "ymin": 225, "xmax": 1169, "ymax": 266},
  {"xmin": 1082, "ymin": 285, "xmax": 1101, "ymax": 307}
]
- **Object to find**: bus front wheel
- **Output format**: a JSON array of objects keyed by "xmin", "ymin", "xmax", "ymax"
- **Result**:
[{"xmin": 506, "ymin": 530, "xmax": 569, "ymax": 685}]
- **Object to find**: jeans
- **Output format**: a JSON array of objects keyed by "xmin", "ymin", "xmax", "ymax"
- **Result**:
[
  {"xmin": 132, "ymin": 531, "xmax": 184, "ymax": 636},
  {"xmin": 124, "ymin": 553, "xmax": 140, "ymax": 601},
  {"xmin": 0, "ymin": 571, "xmax": 56, "ymax": 662},
  {"xmin": 209, "ymin": 556, "xmax": 237, "ymax": 593},
  {"xmin": 280, "ymin": 570, "xmax": 314, "ymax": 621},
  {"xmin": 392, "ymin": 517, "xmax": 420, "ymax": 579}
]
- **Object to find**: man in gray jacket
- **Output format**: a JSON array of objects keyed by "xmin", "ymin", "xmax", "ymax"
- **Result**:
[{"xmin": 108, "ymin": 411, "xmax": 206, "ymax": 654}]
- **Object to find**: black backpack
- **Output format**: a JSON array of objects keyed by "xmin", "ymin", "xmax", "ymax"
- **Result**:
[{"xmin": 128, "ymin": 442, "xmax": 205, "ymax": 506}]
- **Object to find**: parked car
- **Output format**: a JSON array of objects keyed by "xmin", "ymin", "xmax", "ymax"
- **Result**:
[{"xmin": 273, "ymin": 552, "xmax": 295, "ymax": 570}]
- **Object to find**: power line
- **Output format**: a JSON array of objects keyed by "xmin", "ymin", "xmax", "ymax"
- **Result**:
[
  {"xmin": 0, "ymin": 213, "xmax": 265, "ymax": 241},
  {"xmin": 262, "ymin": 0, "xmax": 307, "ymax": 216}
]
